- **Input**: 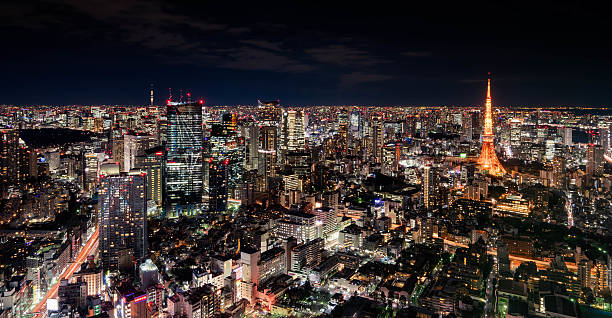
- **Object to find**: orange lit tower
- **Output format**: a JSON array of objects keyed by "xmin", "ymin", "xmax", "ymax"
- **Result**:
[{"xmin": 477, "ymin": 73, "xmax": 506, "ymax": 175}]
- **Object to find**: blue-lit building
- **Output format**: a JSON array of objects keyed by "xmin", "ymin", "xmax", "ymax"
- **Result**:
[
  {"xmin": 205, "ymin": 113, "xmax": 243, "ymax": 213},
  {"xmin": 165, "ymin": 101, "xmax": 203, "ymax": 215}
]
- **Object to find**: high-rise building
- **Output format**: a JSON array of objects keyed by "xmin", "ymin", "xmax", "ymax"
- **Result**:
[
  {"xmin": 599, "ymin": 126, "xmax": 610, "ymax": 151},
  {"xmin": 257, "ymin": 100, "xmax": 280, "ymax": 191},
  {"xmin": 477, "ymin": 73, "xmax": 506, "ymax": 175},
  {"xmin": 562, "ymin": 127, "xmax": 573, "ymax": 146},
  {"xmin": 594, "ymin": 259, "xmax": 610, "ymax": 296},
  {"xmin": 423, "ymin": 166, "xmax": 438, "ymax": 210},
  {"xmin": 83, "ymin": 153, "xmax": 99, "ymax": 193},
  {"xmin": 586, "ymin": 144, "xmax": 604, "ymax": 176},
  {"xmin": 577, "ymin": 260, "xmax": 591, "ymax": 290},
  {"xmin": 99, "ymin": 168, "xmax": 147, "ymax": 270},
  {"xmin": 461, "ymin": 111, "xmax": 473, "ymax": 142},
  {"xmin": 552, "ymin": 156, "xmax": 566, "ymax": 189},
  {"xmin": 124, "ymin": 134, "xmax": 154, "ymax": 172},
  {"xmin": 205, "ymin": 113, "xmax": 243, "ymax": 213},
  {"xmin": 372, "ymin": 118, "xmax": 384, "ymax": 163},
  {"xmin": 280, "ymin": 109, "xmax": 306, "ymax": 156},
  {"xmin": 509, "ymin": 118, "xmax": 522, "ymax": 157},
  {"xmin": 241, "ymin": 122, "xmax": 260, "ymax": 171},
  {"xmin": 136, "ymin": 147, "xmax": 164, "ymax": 208},
  {"xmin": 0, "ymin": 129, "xmax": 19, "ymax": 188},
  {"xmin": 165, "ymin": 101, "xmax": 203, "ymax": 214},
  {"xmin": 17, "ymin": 143, "xmax": 37, "ymax": 183}
]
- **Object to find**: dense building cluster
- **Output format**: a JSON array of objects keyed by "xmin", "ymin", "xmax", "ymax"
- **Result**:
[{"xmin": 1, "ymin": 78, "xmax": 612, "ymax": 318}]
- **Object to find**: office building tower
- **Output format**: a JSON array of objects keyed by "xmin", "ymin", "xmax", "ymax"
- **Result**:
[
  {"xmin": 586, "ymin": 144, "xmax": 604, "ymax": 176},
  {"xmin": 83, "ymin": 153, "xmax": 99, "ymax": 193},
  {"xmin": 599, "ymin": 126, "xmax": 611, "ymax": 151},
  {"xmin": 552, "ymin": 156, "xmax": 566, "ymax": 189},
  {"xmin": 563, "ymin": 127, "xmax": 573, "ymax": 146},
  {"xmin": 350, "ymin": 110, "xmax": 362, "ymax": 136},
  {"xmin": 136, "ymin": 147, "xmax": 164, "ymax": 208},
  {"xmin": 509, "ymin": 118, "xmax": 521, "ymax": 156},
  {"xmin": 280, "ymin": 109, "xmax": 306, "ymax": 156},
  {"xmin": 0, "ymin": 129, "xmax": 19, "ymax": 187},
  {"xmin": 124, "ymin": 134, "xmax": 153, "ymax": 172},
  {"xmin": 242, "ymin": 123, "xmax": 260, "ymax": 171},
  {"xmin": 112, "ymin": 133, "xmax": 125, "ymax": 170},
  {"xmin": 99, "ymin": 169, "xmax": 147, "ymax": 270},
  {"xmin": 206, "ymin": 113, "xmax": 243, "ymax": 213},
  {"xmin": 257, "ymin": 100, "xmax": 280, "ymax": 190},
  {"xmin": 372, "ymin": 118, "xmax": 384, "ymax": 163},
  {"xmin": 471, "ymin": 112, "xmax": 482, "ymax": 138},
  {"xmin": 462, "ymin": 112, "xmax": 473, "ymax": 142},
  {"xmin": 165, "ymin": 101, "xmax": 203, "ymax": 214}
]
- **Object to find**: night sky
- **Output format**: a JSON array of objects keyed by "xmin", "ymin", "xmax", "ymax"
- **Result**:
[{"xmin": 1, "ymin": 1, "xmax": 611, "ymax": 106}]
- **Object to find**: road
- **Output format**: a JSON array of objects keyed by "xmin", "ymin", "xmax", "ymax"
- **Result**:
[
  {"xmin": 30, "ymin": 226, "xmax": 99, "ymax": 317},
  {"xmin": 442, "ymin": 239, "xmax": 577, "ymax": 271},
  {"xmin": 483, "ymin": 266, "xmax": 496, "ymax": 317}
]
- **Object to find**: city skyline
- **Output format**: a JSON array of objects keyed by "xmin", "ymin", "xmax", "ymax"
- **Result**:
[
  {"xmin": 1, "ymin": 2, "xmax": 612, "ymax": 106},
  {"xmin": 2, "ymin": 3, "xmax": 612, "ymax": 318}
]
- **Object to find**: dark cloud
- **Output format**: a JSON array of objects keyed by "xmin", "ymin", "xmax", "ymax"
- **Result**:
[
  {"xmin": 340, "ymin": 72, "xmax": 393, "ymax": 87},
  {"xmin": 1, "ymin": 1, "xmax": 612, "ymax": 105},
  {"xmin": 219, "ymin": 47, "xmax": 315, "ymax": 73},
  {"xmin": 306, "ymin": 44, "xmax": 389, "ymax": 67}
]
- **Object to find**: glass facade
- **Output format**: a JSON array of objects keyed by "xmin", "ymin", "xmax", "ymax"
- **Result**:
[{"xmin": 165, "ymin": 102, "xmax": 203, "ymax": 214}]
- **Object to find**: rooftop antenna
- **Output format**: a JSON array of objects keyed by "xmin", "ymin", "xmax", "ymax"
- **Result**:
[
  {"xmin": 149, "ymin": 84, "xmax": 154, "ymax": 107},
  {"xmin": 187, "ymin": 90, "xmax": 192, "ymax": 103},
  {"xmin": 168, "ymin": 88, "xmax": 173, "ymax": 104},
  {"xmin": 180, "ymin": 89, "xmax": 184, "ymax": 103}
]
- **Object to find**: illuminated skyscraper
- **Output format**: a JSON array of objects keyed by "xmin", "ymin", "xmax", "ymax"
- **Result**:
[
  {"xmin": 165, "ymin": 101, "xmax": 203, "ymax": 214},
  {"xmin": 372, "ymin": 118, "xmax": 384, "ymax": 163},
  {"xmin": 99, "ymin": 169, "xmax": 147, "ymax": 270},
  {"xmin": 0, "ymin": 129, "xmax": 19, "ymax": 188},
  {"xmin": 586, "ymin": 144, "xmax": 604, "ymax": 176},
  {"xmin": 552, "ymin": 156, "xmax": 566, "ymax": 189},
  {"xmin": 241, "ymin": 122, "xmax": 260, "ymax": 171},
  {"xmin": 206, "ymin": 113, "xmax": 243, "ymax": 212},
  {"xmin": 509, "ymin": 118, "xmax": 521, "ymax": 156},
  {"xmin": 83, "ymin": 153, "xmax": 99, "ymax": 193},
  {"xmin": 423, "ymin": 165, "xmax": 438, "ymax": 210},
  {"xmin": 257, "ymin": 100, "xmax": 280, "ymax": 190},
  {"xmin": 280, "ymin": 109, "xmax": 306, "ymax": 153},
  {"xmin": 136, "ymin": 147, "xmax": 164, "ymax": 208},
  {"xmin": 477, "ymin": 73, "xmax": 506, "ymax": 176},
  {"xmin": 124, "ymin": 134, "xmax": 154, "ymax": 172}
]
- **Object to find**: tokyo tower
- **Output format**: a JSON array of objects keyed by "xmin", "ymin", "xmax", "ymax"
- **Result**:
[{"xmin": 477, "ymin": 73, "xmax": 506, "ymax": 176}]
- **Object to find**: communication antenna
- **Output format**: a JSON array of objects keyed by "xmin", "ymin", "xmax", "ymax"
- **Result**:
[{"xmin": 149, "ymin": 84, "xmax": 154, "ymax": 107}]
